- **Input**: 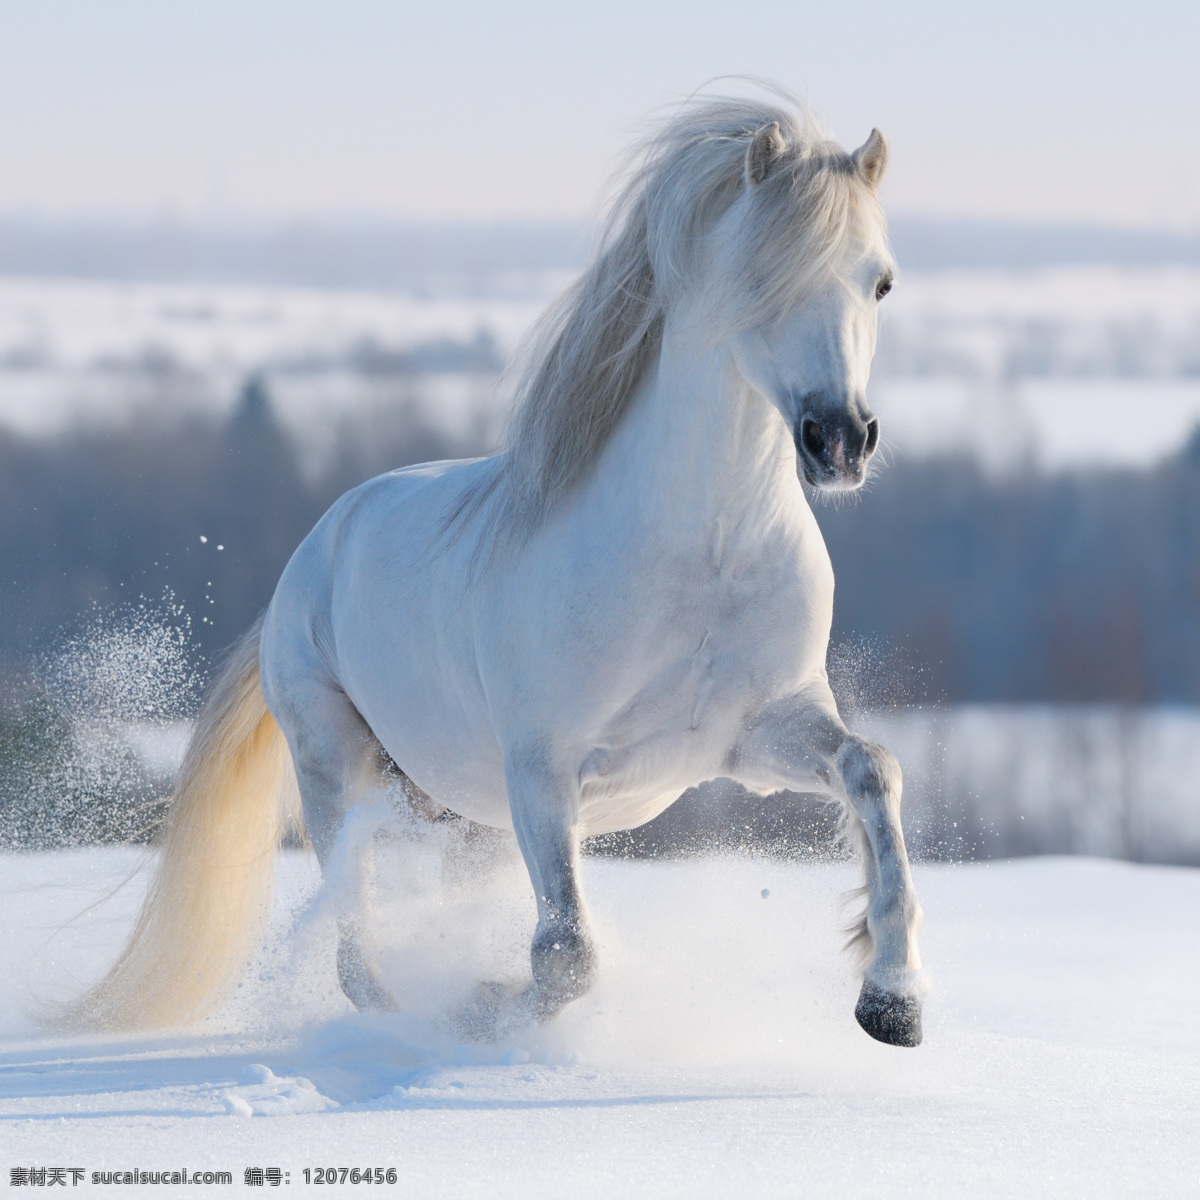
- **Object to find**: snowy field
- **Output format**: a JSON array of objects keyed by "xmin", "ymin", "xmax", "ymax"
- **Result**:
[
  {"xmin": 1, "ymin": 846, "xmax": 1198, "ymax": 1197},
  {"xmin": 2, "ymin": 265, "xmax": 1200, "ymax": 470}
]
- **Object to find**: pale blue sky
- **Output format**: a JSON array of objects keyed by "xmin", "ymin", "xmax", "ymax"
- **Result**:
[{"xmin": 0, "ymin": 1, "xmax": 1196, "ymax": 228}]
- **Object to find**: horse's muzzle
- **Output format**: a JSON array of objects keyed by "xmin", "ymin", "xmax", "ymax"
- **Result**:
[{"xmin": 794, "ymin": 410, "xmax": 879, "ymax": 490}]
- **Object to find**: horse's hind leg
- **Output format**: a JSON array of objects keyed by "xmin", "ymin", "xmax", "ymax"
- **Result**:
[
  {"xmin": 266, "ymin": 675, "xmax": 423, "ymax": 1012},
  {"xmin": 734, "ymin": 689, "xmax": 924, "ymax": 1046}
]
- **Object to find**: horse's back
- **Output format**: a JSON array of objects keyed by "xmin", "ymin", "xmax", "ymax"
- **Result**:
[{"xmin": 266, "ymin": 454, "xmax": 486, "ymax": 652}]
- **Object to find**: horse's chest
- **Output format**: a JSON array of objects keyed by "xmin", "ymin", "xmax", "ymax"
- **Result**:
[
  {"xmin": 656, "ymin": 541, "xmax": 825, "ymax": 675},
  {"xmin": 599, "ymin": 550, "xmax": 827, "ymax": 747}
]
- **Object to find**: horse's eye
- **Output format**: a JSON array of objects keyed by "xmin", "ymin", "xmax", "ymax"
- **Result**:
[{"xmin": 875, "ymin": 275, "xmax": 893, "ymax": 301}]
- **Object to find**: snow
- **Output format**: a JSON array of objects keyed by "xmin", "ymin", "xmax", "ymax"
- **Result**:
[
  {"xmin": 0, "ymin": 274, "xmax": 559, "ymax": 454},
  {"xmin": 2, "ymin": 847, "xmax": 1197, "ymax": 1197},
  {"xmin": 870, "ymin": 376, "xmax": 1200, "ymax": 472},
  {"xmin": 868, "ymin": 265, "xmax": 1200, "ymax": 470},
  {"xmin": 0, "ymin": 274, "xmax": 563, "ymax": 379}
]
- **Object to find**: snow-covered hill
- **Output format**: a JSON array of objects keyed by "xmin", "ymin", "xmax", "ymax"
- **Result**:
[{"xmin": 2, "ymin": 266, "xmax": 1200, "ymax": 471}]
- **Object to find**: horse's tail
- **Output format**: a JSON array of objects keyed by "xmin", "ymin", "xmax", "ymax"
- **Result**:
[{"xmin": 61, "ymin": 616, "xmax": 297, "ymax": 1032}]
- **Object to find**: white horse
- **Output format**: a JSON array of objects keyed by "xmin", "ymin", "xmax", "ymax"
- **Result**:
[{"xmin": 71, "ymin": 92, "xmax": 923, "ymax": 1046}]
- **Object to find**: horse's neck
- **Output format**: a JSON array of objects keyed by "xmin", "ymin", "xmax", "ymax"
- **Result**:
[{"xmin": 616, "ymin": 305, "xmax": 802, "ymax": 539}]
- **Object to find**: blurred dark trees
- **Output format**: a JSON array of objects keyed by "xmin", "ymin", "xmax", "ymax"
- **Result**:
[
  {"xmin": 0, "ymin": 378, "xmax": 474, "ymax": 679},
  {"xmin": 0, "ymin": 381, "xmax": 1197, "ymax": 704},
  {"xmin": 817, "ymin": 432, "xmax": 1200, "ymax": 704}
]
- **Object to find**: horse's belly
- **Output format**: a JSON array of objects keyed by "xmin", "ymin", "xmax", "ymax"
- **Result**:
[
  {"xmin": 579, "ymin": 784, "xmax": 684, "ymax": 836},
  {"xmin": 374, "ymin": 715, "xmax": 512, "ymax": 828},
  {"xmin": 573, "ymin": 704, "xmax": 737, "ymax": 836}
]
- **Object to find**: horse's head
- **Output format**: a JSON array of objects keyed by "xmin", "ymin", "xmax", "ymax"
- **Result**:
[
  {"xmin": 495, "ymin": 95, "xmax": 898, "ymax": 531},
  {"xmin": 724, "ymin": 124, "xmax": 894, "ymax": 492}
]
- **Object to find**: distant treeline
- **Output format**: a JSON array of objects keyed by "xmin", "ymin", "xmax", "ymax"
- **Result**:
[
  {"xmin": 820, "ymin": 437, "xmax": 1200, "ymax": 704},
  {"xmin": 1, "ymin": 214, "xmax": 1198, "ymax": 288},
  {"xmin": 2, "ymin": 381, "xmax": 1198, "ymax": 703}
]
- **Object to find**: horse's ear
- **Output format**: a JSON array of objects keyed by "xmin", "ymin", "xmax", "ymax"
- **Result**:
[
  {"xmin": 745, "ymin": 122, "xmax": 787, "ymax": 187},
  {"xmin": 852, "ymin": 128, "xmax": 889, "ymax": 191}
]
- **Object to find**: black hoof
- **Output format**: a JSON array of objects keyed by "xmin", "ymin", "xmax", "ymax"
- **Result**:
[{"xmin": 855, "ymin": 980, "xmax": 922, "ymax": 1047}]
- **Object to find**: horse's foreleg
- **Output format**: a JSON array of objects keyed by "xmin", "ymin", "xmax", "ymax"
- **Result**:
[
  {"xmin": 733, "ymin": 693, "xmax": 924, "ymax": 1046},
  {"xmin": 505, "ymin": 743, "xmax": 596, "ymax": 1021},
  {"xmin": 834, "ymin": 735, "xmax": 924, "ymax": 1045}
]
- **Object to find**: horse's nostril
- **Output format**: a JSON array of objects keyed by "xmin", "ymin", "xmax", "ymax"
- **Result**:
[
  {"xmin": 801, "ymin": 418, "xmax": 825, "ymax": 459},
  {"xmin": 864, "ymin": 418, "xmax": 880, "ymax": 456}
]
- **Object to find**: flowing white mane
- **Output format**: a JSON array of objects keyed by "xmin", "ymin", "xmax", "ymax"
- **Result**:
[{"xmin": 455, "ymin": 88, "xmax": 887, "ymax": 544}]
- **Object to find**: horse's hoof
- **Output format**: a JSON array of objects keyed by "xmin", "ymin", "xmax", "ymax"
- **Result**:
[
  {"xmin": 452, "ymin": 980, "xmax": 535, "ymax": 1043},
  {"xmin": 337, "ymin": 940, "xmax": 398, "ymax": 1013},
  {"xmin": 340, "ymin": 970, "xmax": 398, "ymax": 1014},
  {"xmin": 855, "ymin": 980, "xmax": 922, "ymax": 1047}
]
